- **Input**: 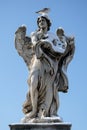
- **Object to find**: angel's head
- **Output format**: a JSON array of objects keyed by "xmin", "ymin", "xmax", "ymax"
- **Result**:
[{"xmin": 37, "ymin": 16, "xmax": 51, "ymax": 31}]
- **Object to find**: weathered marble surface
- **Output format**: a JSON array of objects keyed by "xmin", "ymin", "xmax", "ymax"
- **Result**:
[{"xmin": 15, "ymin": 8, "xmax": 75, "ymax": 123}]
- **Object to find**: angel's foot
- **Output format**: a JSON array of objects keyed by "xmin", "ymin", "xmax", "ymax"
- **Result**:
[
  {"xmin": 25, "ymin": 110, "xmax": 37, "ymax": 119},
  {"xmin": 21, "ymin": 117, "xmax": 27, "ymax": 123},
  {"xmin": 21, "ymin": 110, "xmax": 37, "ymax": 123}
]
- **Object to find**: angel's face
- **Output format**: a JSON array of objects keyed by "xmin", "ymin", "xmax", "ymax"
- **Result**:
[{"xmin": 38, "ymin": 17, "xmax": 48, "ymax": 29}]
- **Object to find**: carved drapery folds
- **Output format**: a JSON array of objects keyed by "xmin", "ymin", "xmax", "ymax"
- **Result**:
[{"xmin": 15, "ymin": 9, "xmax": 75, "ymax": 123}]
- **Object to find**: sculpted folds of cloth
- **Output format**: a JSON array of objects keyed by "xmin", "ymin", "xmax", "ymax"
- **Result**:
[{"xmin": 15, "ymin": 8, "xmax": 75, "ymax": 123}]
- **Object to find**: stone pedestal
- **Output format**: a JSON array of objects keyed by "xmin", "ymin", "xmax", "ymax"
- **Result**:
[{"xmin": 9, "ymin": 122, "xmax": 72, "ymax": 130}]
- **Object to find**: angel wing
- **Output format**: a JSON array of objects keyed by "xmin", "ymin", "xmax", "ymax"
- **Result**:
[
  {"xmin": 56, "ymin": 27, "xmax": 75, "ymax": 92},
  {"xmin": 15, "ymin": 26, "xmax": 34, "ymax": 70}
]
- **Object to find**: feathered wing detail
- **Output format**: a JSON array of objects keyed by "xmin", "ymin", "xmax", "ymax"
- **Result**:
[
  {"xmin": 58, "ymin": 37, "xmax": 75, "ymax": 92},
  {"xmin": 15, "ymin": 26, "xmax": 34, "ymax": 70},
  {"xmin": 56, "ymin": 28, "xmax": 75, "ymax": 92}
]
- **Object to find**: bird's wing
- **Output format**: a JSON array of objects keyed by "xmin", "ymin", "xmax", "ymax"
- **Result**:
[{"xmin": 35, "ymin": 8, "xmax": 50, "ymax": 15}]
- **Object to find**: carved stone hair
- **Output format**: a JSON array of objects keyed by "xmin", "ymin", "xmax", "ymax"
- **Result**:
[{"xmin": 37, "ymin": 16, "xmax": 51, "ymax": 31}]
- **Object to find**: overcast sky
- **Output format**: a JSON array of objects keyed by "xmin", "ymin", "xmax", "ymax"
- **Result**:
[{"xmin": 0, "ymin": 0, "xmax": 87, "ymax": 130}]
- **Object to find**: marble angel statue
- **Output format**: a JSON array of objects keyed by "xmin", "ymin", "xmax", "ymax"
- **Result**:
[{"xmin": 15, "ymin": 8, "xmax": 75, "ymax": 123}]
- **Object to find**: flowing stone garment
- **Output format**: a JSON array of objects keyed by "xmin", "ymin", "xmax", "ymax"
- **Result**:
[{"xmin": 15, "ymin": 26, "xmax": 75, "ymax": 122}]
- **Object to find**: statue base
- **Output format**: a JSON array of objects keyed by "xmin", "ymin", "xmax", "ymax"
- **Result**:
[{"xmin": 9, "ymin": 122, "xmax": 72, "ymax": 130}]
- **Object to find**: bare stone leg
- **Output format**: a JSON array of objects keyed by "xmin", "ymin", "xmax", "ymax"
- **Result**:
[
  {"xmin": 27, "ymin": 73, "xmax": 38, "ymax": 118},
  {"xmin": 44, "ymin": 84, "xmax": 53, "ymax": 116}
]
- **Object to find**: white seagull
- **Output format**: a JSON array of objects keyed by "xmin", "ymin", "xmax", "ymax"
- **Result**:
[{"xmin": 36, "ymin": 8, "xmax": 50, "ymax": 15}]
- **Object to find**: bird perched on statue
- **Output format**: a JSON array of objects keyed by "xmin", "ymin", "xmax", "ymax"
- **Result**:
[{"xmin": 36, "ymin": 8, "xmax": 50, "ymax": 15}]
